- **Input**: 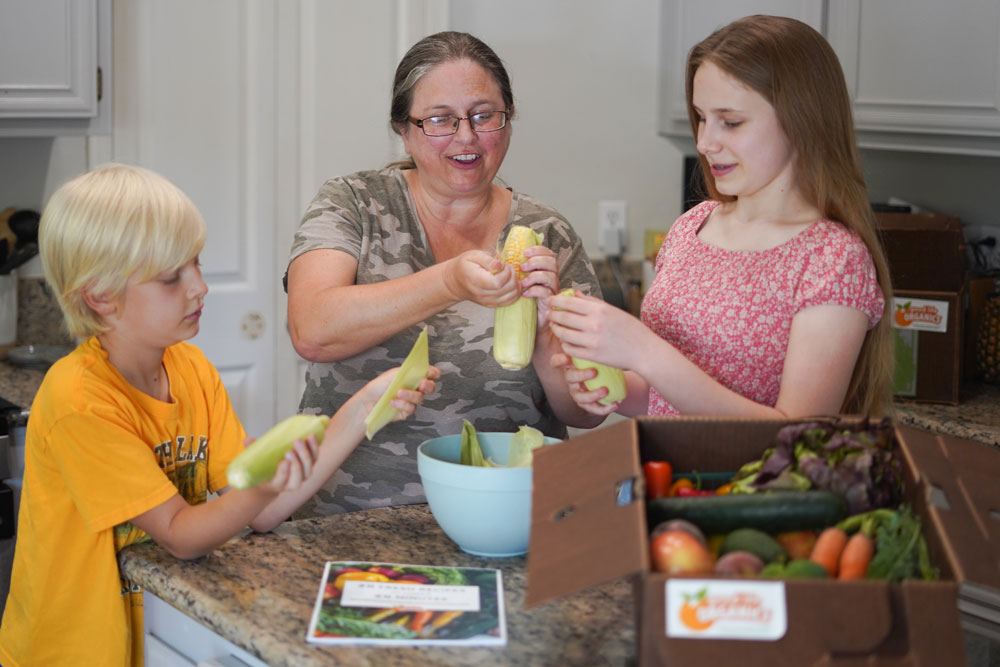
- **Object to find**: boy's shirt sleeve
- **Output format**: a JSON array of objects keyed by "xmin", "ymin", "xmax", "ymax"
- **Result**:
[{"xmin": 44, "ymin": 407, "xmax": 179, "ymax": 534}]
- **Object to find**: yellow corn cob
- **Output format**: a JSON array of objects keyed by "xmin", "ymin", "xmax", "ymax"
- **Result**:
[
  {"xmin": 556, "ymin": 288, "xmax": 627, "ymax": 404},
  {"xmin": 493, "ymin": 225, "xmax": 544, "ymax": 370},
  {"xmin": 364, "ymin": 327, "xmax": 430, "ymax": 439}
]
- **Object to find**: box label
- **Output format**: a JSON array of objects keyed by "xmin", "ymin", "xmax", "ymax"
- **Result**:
[
  {"xmin": 891, "ymin": 297, "xmax": 949, "ymax": 333},
  {"xmin": 341, "ymin": 580, "xmax": 481, "ymax": 612},
  {"xmin": 665, "ymin": 580, "xmax": 787, "ymax": 641}
]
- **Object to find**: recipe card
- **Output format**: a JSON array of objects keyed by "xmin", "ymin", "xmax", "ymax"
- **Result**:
[{"xmin": 305, "ymin": 561, "xmax": 507, "ymax": 647}]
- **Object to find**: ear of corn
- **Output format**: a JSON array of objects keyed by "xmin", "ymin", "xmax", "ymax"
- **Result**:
[
  {"xmin": 556, "ymin": 288, "xmax": 627, "ymax": 405},
  {"xmin": 493, "ymin": 225, "xmax": 544, "ymax": 371},
  {"xmin": 364, "ymin": 327, "xmax": 430, "ymax": 439},
  {"xmin": 226, "ymin": 414, "xmax": 330, "ymax": 490}
]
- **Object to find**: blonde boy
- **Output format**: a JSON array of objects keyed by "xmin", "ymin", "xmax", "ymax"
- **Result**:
[{"xmin": 0, "ymin": 164, "xmax": 438, "ymax": 666}]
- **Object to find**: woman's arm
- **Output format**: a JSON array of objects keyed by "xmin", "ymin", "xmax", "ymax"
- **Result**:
[{"xmin": 287, "ymin": 248, "xmax": 518, "ymax": 362}]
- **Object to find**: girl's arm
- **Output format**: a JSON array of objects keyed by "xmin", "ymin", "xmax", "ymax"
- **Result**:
[
  {"xmin": 287, "ymin": 248, "xmax": 519, "ymax": 362},
  {"xmin": 548, "ymin": 293, "xmax": 868, "ymax": 418}
]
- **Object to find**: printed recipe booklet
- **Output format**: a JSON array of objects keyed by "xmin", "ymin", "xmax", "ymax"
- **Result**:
[{"xmin": 306, "ymin": 561, "xmax": 507, "ymax": 646}]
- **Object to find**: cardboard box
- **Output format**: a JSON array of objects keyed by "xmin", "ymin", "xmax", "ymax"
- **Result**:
[
  {"xmin": 876, "ymin": 212, "xmax": 966, "ymax": 292},
  {"xmin": 527, "ymin": 417, "xmax": 1000, "ymax": 666},
  {"xmin": 892, "ymin": 289, "xmax": 964, "ymax": 404}
]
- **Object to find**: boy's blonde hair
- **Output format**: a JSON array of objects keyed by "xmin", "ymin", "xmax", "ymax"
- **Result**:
[{"xmin": 40, "ymin": 163, "xmax": 207, "ymax": 339}]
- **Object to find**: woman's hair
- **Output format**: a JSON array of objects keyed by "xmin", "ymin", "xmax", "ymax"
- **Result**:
[
  {"xmin": 685, "ymin": 15, "xmax": 895, "ymax": 417},
  {"xmin": 39, "ymin": 163, "xmax": 207, "ymax": 339},
  {"xmin": 388, "ymin": 31, "xmax": 515, "ymax": 169}
]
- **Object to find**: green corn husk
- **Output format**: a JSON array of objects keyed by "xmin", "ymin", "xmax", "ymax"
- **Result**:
[
  {"xmin": 493, "ymin": 297, "xmax": 537, "ymax": 371},
  {"xmin": 226, "ymin": 414, "xmax": 330, "ymax": 490},
  {"xmin": 556, "ymin": 288, "xmax": 627, "ymax": 404},
  {"xmin": 364, "ymin": 327, "xmax": 430, "ymax": 439}
]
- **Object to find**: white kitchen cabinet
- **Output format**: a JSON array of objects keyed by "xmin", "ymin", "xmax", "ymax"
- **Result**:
[
  {"xmin": 0, "ymin": 0, "xmax": 111, "ymax": 136},
  {"xmin": 144, "ymin": 590, "xmax": 268, "ymax": 667},
  {"xmin": 659, "ymin": 0, "xmax": 1000, "ymax": 156},
  {"xmin": 657, "ymin": 0, "xmax": 824, "ymax": 144}
]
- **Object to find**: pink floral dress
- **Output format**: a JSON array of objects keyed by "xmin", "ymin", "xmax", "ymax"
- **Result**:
[{"xmin": 641, "ymin": 200, "xmax": 884, "ymax": 415}]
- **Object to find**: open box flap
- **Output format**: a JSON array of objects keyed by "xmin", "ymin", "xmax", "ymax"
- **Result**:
[
  {"xmin": 526, "ymin": 419, "xmax": 646, "ymax": 607},
  {"xmin": 894, "ymin": 425, "xmax": 1000, "ymax": 596}
]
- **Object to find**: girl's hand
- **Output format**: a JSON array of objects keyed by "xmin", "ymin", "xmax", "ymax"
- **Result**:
[
  {"xmin": 549, "ymin": 351, "xmax": 622, "ymax": 416},
  {"xmin": 444, "ymin": 250, "xmax": 520, "ymax": 307},
  {"xmin": 546, "ymin": 292, "xmax": 648, "ymax": 371}
]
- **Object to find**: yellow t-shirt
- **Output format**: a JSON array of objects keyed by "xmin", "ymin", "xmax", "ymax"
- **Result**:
[{"xmin": 0, "ymin": 337, "xmax": 245, "ymax": 667}]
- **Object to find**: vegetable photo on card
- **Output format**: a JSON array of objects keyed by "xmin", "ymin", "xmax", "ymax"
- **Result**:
[{"xmin": 306, "ymin": 561, "xmax": 507, "ymax": 647}]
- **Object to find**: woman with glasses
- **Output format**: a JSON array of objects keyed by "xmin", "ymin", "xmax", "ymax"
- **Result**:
[
  {"xmin": 284, "ymin": 31, "xmax": 603, "ymax": 516},
  {"xmin": 548, "ymin": 15, "xmax": 893, "ymax": 421}
]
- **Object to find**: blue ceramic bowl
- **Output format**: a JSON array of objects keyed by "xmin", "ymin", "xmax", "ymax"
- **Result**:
[{"xmin": 417, "ymin": 432, "xmax": 560, "ymax": 557}]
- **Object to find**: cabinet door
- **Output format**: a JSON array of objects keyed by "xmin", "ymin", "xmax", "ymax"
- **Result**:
[
  {"xmin": 658, "ymin": 0, "xmax": 825, "ymax": 145},
  {"xmin": 826, "ymin": 0, "xmax": 1000, "ymax": 156},
  {"xmin": 0, "ymin": 0, "xmax": 98, "ymax": 118}
]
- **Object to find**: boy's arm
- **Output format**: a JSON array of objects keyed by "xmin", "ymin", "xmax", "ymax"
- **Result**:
[{"xmin": 129, "ymin": 367, "xmax": 438, "ymax": 557}]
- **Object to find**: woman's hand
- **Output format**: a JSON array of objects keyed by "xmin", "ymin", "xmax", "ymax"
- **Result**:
[
  {"xmin": 549, "ymin": 351, "xmax": 622, "ymax": 416},
  {"xmin": 444, "ymin": 250, "xmax": 521, "ymax": 307},
  {"xmin": 521, "ymin": 245, "xmax": 560, "ymax": 326}
]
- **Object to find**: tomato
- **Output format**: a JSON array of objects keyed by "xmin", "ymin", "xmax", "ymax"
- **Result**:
[
  {"xmin": 675, "ymin": 486, "xmax": 714, "ymax": 497},
  {"xmin": 643, "ymin": 460, "xmax": 673, "ymax": 499}
]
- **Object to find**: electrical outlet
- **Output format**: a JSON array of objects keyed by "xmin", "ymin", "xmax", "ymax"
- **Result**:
[{"xmin": 598, "ymin": 200, "xmax": 627, "ymax": 257}]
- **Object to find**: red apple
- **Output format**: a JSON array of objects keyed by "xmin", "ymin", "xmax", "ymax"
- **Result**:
[{"xmin": 650, "ymin": 529, "xmax": 714, "ymax": 576}]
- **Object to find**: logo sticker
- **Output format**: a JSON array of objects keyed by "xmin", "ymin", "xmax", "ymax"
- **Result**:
[
  {"xmin": 891, "ymin": 298, "xmax": 949, "ymax": 333},
  {"xmin": 665, "ymin": 579, "xmax": 787, "ymax": 640}
]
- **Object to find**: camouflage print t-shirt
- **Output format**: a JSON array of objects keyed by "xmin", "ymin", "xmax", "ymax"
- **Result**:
[{"xmin": 286, "ymin": 167, "xmax": 600, "ymax": 516}]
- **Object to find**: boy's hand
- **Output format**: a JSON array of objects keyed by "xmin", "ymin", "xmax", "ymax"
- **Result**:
[
  {"xmin": 254, "ymin": 434, "xmax": 320, "ymax": 492},
  {"xmin": 364, "ymin": 364, "xmax": 441, "ymax": 422}
]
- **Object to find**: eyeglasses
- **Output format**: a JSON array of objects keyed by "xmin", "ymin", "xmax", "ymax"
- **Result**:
[{"xmin": 408, "ymin": 110, "xmax": 509, "ymax": 137}]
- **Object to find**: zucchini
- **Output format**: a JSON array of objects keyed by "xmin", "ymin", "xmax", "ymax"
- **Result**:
[
  {"xmin": 646, "ymin": 490, "xmax": 846, "ymax": 535},
  {"xmin": 226, "ymin": 414, "xmax": 330, "ymax": 490}
]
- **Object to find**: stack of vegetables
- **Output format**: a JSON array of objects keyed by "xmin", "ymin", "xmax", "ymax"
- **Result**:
[{"xmin": 643, "ymin": 419, "xmax": 937, "ymax": 583}]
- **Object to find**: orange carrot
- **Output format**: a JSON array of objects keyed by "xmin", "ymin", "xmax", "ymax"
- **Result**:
[
  {"xmin": 838, "ymin": 531, "xmax": 875, "ymax": 580},
  {"xmin": 410, "ymin": 610, "xmax": 435, "ymax": 633},
  {"xmin": 810, "ymin": 526, "xmax": 849, "ymax": 577}
]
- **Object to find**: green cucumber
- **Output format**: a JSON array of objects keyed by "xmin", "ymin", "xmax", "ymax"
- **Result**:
[{"xmin": 646, "ymin": 490, "xmax": 846, "ymax": 536}]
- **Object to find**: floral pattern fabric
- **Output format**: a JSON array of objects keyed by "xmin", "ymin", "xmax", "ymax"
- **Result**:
[{"xmin": 641, "ymin": 200, "xmax": 884, "ymax": 415}]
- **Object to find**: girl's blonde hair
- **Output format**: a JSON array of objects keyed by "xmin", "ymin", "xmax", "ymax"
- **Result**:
[
  {"xmin": 39, "ymin": 163, "xmax": 207, "ymax": 339},
  {"xmin": 685, "ymin": 15, "xmax": 895, "ymax": 416}
]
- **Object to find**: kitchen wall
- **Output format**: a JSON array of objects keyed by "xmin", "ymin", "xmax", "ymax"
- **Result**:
[
  {"xmin": 0, "ymin": 137, "xmax": 90, "ymax": 279},
  {"xmin": 1, "ymin": 3, "xmax": 998, "ymax": 268}
]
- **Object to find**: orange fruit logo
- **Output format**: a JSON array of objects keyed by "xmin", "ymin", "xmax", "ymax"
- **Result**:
[
  {"xmin": 894, "ymin": 301, "xmax": 912, "ymax": 327},
  {"xmin": 679, "ymin": 588, "xmax": 714, "ymax": 631}
]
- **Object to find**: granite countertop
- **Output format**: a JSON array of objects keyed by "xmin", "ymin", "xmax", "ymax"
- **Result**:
[
  {"xmin": 118, "ymin": 504, "xmax": 636, "ymax": 667},
  {"xmin": 893, "ymin": 380, "xmax": 1000, "ymax": 448}
]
